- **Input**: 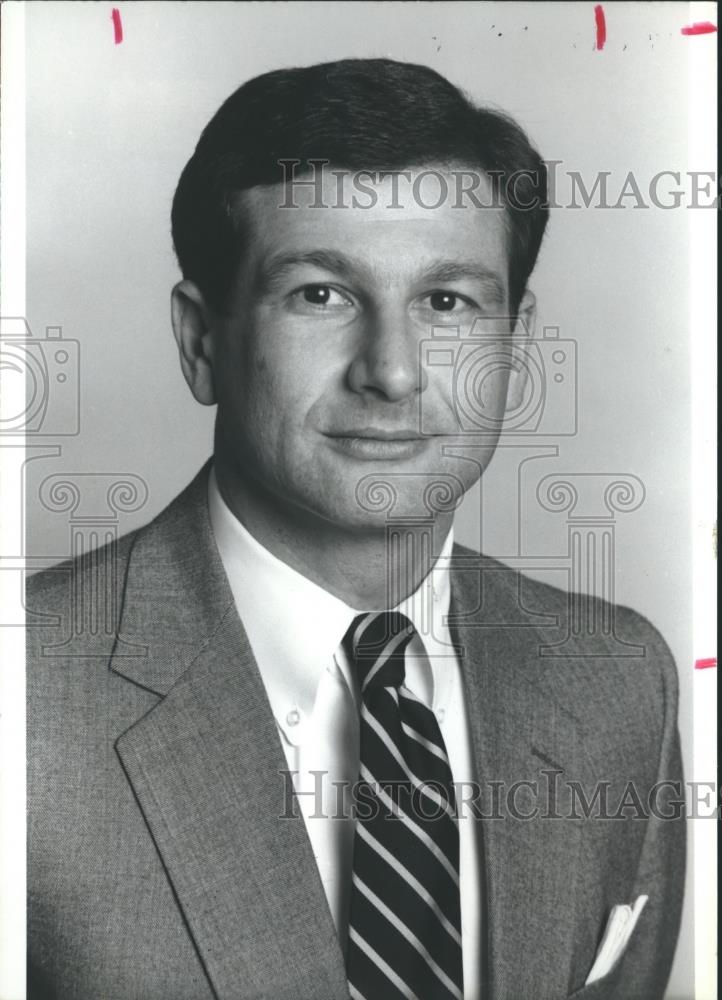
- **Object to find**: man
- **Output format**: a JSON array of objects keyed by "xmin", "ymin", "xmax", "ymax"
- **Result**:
[{"xmin": 27, "ymin": 59, "xmax": 684, "ymax": 1000}]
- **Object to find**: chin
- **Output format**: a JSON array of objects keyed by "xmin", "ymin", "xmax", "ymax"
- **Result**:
[{"xmin": 309, "ymin": 476, "xmax": 465, "ymax": 532}]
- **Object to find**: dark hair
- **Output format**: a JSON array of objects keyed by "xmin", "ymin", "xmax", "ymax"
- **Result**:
[{"xmin": 171, "ymin": 58, "xmax": 548, "ymax": 314}]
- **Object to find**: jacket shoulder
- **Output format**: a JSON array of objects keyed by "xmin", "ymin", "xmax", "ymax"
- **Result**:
[
  {"xmin": 27, "ymin": 531, "xmax": 136, "ymax": 627},
  {"xmin": 25, "ymin": 532, "xmax": 140, "ymax": 687},
  {"xmin": 451, "ymin": 541, "xmax": 678, "ymax": 718}
]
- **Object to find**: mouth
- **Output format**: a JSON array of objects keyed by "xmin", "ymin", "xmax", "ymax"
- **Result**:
[
  {"xmin": 331, "ymin": 428, "xmax": 425, "ymax": 441},
  {"xmin": 324, "ymin": 428, "xmax": 433, "ymax": 460}
]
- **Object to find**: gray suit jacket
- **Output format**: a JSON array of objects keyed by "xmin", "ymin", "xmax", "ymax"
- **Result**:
[{"xmin": 27, "ymin": 465, "xmax": 685, "ymax": 1000}]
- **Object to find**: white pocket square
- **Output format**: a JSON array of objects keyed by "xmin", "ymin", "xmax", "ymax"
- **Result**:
[{"xmin": 585, "ymin": 894, "xmax": 648, "ymax": 985}]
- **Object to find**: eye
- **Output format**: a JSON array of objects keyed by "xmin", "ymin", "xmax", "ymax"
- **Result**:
[
  {"xmin": 429, "ymin": 291, "xmax": 460, "ymax": 312},
  {"xmin": 413, "ymin": 290, "xmax": 481, "ymax": 326},
  {"xmin": 297, "ymin": 284, "xmax": 351, "ymax": 308},
  {"xmin": 303, "ymin": 285, "xmax": 331, "ymax": 305}
]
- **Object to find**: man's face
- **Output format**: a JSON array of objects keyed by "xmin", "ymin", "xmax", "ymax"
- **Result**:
[{"xmin": 207, "ymin": 167, "xmax": 529, "ymax": 530}]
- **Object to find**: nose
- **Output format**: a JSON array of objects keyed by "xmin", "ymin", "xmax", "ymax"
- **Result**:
[{"xmin": 347, "ymin": 306, "xmax": 426, "ymax": 402}]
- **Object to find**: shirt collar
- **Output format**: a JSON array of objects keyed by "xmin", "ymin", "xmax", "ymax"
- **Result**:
[{"xmin": 207, "ymin": 468, "xmax": 454, "ymax": 742}]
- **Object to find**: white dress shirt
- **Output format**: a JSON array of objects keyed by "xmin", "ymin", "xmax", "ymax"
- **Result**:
[{"xmin": 208, "ymin": 469, "xmax": 482, "ymax": 997}]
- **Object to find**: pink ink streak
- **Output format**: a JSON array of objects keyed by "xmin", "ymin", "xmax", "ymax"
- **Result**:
[
  {"xmin": 594, "ymin": 5, "xmax": 606, "ymax": 50},
  {"xmin": 695, "ymin": 658, "xmax": 717, "ymax": 670},
  {"xmin": 681, "ymin": 21, "xmax": 717, "ymax": 36},
  {"xmin": 111, "ymin": 8, "xmax": 123, "ymax": 45}
]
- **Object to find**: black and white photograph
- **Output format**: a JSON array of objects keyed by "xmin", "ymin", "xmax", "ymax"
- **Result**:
[{"xmin": 0, "ymin": 3, "xmax": 716, "ymax": 999}]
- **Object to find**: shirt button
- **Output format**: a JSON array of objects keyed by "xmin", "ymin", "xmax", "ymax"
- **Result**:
[
  {"xmin": 436, "ymin": 708, "xmax": 446, "ymax": 723},
  {"xmin": 286, "ymin": 709, "xmax": 300, "ymax": 727}
]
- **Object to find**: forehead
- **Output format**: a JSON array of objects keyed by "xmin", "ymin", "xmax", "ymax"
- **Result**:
[{"xmin": 235, "ymin": 166, "xmax": 510, "ymax": 282}]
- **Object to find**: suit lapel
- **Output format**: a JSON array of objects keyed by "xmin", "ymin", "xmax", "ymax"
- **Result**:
[
  {"xmin": 111, "ymin": 467, "xmax": 348, "ymax": 1000},
  {"xmin": 450, "ymin": 551, "xmax": 597, "ymax": 1000}
]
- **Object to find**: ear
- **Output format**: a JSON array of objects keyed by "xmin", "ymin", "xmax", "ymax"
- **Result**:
[
  {"xmin": 170, "ymin": 281, "xmax": 217, "ymax": 406},
  {"xmin": 506, "ymin": 289, "xmax": 537, "ymax": 412}
]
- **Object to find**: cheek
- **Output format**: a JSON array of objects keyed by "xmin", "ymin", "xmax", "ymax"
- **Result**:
[
  {"xmin": 220, "ymin": 341, "xmax": 323, "ymax": 455},
  {"xmin": 426, "ymin": 357, "xmax": 511, "ymax": 429},
  {"xmin": 459, "ymin": 351, "xmax": 512, "ymax": 417},
  {"xmin": 481, "ymin": 368, "xmax": 511, "ymax": 408}
]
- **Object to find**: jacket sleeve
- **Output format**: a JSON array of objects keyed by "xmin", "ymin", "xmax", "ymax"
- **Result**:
[{"xmin": 613, "ymin": 617, "xmax": 687, "ymax": 1000}]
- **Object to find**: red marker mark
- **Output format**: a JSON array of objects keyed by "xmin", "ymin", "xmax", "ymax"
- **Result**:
[
  {"xmin": 680, "ymin": 21, "xmax": 717, "ymax": 36},
  {"xmin": 594, "ymin": 5, "xmax": 606, "ymax": 50},
  {"xmin": 695, "ymin": 658, "xmax": 717, "ymax": 670},
  {"xmin": 111, "ymin": 8, "xmax": 123, "ymax": 44}
]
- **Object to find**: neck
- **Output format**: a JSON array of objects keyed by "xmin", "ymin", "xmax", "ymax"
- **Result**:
[{"xmin": 213, "ymin": 459, "xmax": 453, "ymax": 610}]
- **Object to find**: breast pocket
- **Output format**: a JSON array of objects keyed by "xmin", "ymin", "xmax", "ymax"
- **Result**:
[{"xmin": 566, "ymin": 959, "xmax": 625, "ymax": 999}]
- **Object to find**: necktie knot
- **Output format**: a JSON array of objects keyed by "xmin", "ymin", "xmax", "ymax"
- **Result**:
[{"xmin": 343, "ymin": 611, "xmax": 415, "ymax": 694}]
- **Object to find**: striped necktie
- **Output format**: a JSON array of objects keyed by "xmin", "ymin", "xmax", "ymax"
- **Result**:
[{"xmin": 343, "ymin": 611, "xmax": 464, "ymax": 1000}]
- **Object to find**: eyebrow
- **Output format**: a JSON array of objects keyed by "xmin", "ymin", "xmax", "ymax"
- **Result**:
[
  {"xmin": 255, "ymin": 249, "xmax": 507, "ymax": 304},
  {"xmin": 256, "ymin": 250, "xmax": 362, "ymax": 293},
  {"xmin": 417, "ymin": 259, "xmax": 507, "ymax": 304}
]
